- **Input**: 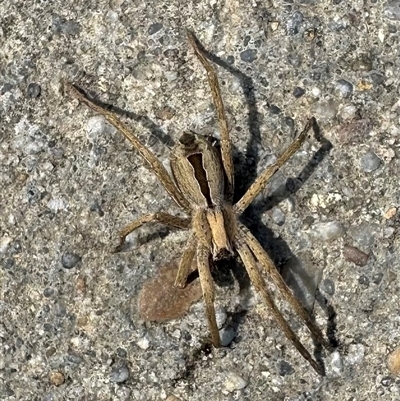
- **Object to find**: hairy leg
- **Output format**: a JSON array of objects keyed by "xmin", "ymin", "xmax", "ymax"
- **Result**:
[
  {"xmin": 197, "ymin": 244, "xmax": 221, "ymax": 347},
  {"xmin": 234, "ymin": 118, "xmax": 315, "ymax": 213},
  {"xmin": 114, "ymin": 212, "xmax": 191, "ymax": 252},
  {"xmin": 238, "ymin": 223, "xmax": 332, "ymax": 351},
  {"xmin": 174, "ymin": 233, "xmax": 197, "ymax": 288},
  {"xmin": 187, "ymin": 31, "xmax": 234, "ymax": 201},
  {"xmin": 235, "ymin": 235, "xmax": 324, "ymax": 375},
  {"xmin": 65, "ymin": 83, "xmax": 191, "ymax": 211}
]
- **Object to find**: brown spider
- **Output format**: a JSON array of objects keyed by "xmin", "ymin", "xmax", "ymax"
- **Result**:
[{"xmin": 66, "ymin": 31, "xmax": 333, "ymax": 375}]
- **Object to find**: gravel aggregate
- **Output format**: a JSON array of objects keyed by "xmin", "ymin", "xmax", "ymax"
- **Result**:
[{"xmin": 1, "ymin": 1, "xmax": 399, "ymax": 400}]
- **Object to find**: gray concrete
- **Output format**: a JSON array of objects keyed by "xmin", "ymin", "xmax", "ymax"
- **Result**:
[{"xmin": 1, "ymin": 1, "xmax": 399, "ymax": 400}]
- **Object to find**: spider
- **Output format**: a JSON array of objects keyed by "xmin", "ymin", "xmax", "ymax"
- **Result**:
[{"xmin": 66, "ymin": 31, "xmax": 333, "ymax": 375}]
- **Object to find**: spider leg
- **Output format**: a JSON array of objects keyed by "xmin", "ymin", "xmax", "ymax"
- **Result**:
[
  {"xmin": 234, "ymin": 118, "xmax": 315, "ymax": 214},
  {"xmin": 65, "ymin": 82, "xmax": 191, "ymax": 211},
  {"xmin": 235, "ymin": 235, "xmax": 324, "ymax": 375},
  {"xmin": 197, "ymin": 243, "xmax": 221, "ymax": 347},
  {"xmin": 174, "ymin": 233, "xmax": 197, "ymax": 288},
  {"xmin": 238, "ymin": 223, "xmax": 333, "ymax": 352},
  {"xmin": 114, "ymin": 212, "xmax": 191, "ymax": 252},
  {"xmin": 187, "ymin": 31, "xmax": 234, "ymax": 201}
]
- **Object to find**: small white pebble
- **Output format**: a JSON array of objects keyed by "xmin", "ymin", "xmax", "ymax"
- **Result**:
[
  {"xmin": 310, "ymin": 221, "xmax": 345, "ymax": 242},
  {"xmin": 224, "ymin": 371, "xmax": 248, "ymax": 392},
  {"xmin": 328, "ymin": 351, "xmax": 343, "ymax": 377},
  {"xmin": 0, "ymin": 236, "xmax": 12, "ymax": 254},
  {"xmin": 345, "ymin": 343, "xmax": 365, "ymax": 365},
  {"xmin": 137, "ymin": 337, "xmax": 150, "ymax": 350},
  {"xmin": 171, "ymin": 329, "xmax": 181, "ymax": 339}
]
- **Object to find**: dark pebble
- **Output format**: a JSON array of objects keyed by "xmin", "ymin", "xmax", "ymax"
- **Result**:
[
  {"xmin": 27, "ymin": 83, "xmax": 41, "ymax": 98},
  {"xmin": 269, "ymin": 104, "xmax": 281, "ymax": 114},
  {"xmin": 110, "ymin": 363, "xmax": 130, "ymax": 383},
  {"xmin": 1, "ymin": 83, "xmax": 13, "ymax": 95},
  {"xmin": 148, "ymin": 23, "xmax": 163, "ymax": 35},
  {"xmin": 286, "ymin": 11, "xmax": 304, "ymax": 35},
  {"xmin": 43, "ymin": 287, "xmax": 54, "ymax": 297},
  {"xmin": 26, "ymin": 183, "xmax": 42, "ymax": 204},
  {"xmin": 240, "ymin": 49, "xmax": 258, "ymax": 63},
  {"xmin": 278, "ymin": 360, "xmax": 294, "ymax": 376},
  {"xmin": 343, "ymin": 245, "xmax": 369, "ymax": 266},
  {"xmin": 372, "ymin": 272, "xmax": 383, "ymax": 285},
  {"xmin": 358, "ymin": 275, "xmax": 370, "ymax": 287},
  {"xmin": 61, "ymin": 251, "xmax": 82, "ymax": 269},
  {"xmin": 116, "ymin": 348, "xmax": 127, "ymax": 358},
  {"xmin": 370, "ymin": 72, "xmax": 385, "ymax": 85},
  {"xmin": 293, "ymin": 87, "xmax": 305, "ymax": 98},
  {"xmin": 67, "ymin": 352, "xmax": 83, "ymax": 365},
  {"xmin": 381, "ymin": 376, "xmax": 392, "ymax": 386},
  {"xmin": 320, "ymin": 278, "xmax": 335, "ymax": 295}
]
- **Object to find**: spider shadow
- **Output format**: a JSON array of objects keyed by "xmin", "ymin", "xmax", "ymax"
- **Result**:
[{"xmin": 195, "ymin": 37, "xmax": 338, "ymax": 353}]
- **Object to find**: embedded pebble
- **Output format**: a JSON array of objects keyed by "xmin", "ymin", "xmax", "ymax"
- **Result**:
[
  {"xmin": 384, "ymin": 1, "xmax": 400, "ymax": 21},
  {"xmin": 224, "ymin": 371, "xmax": 248, "ymax": 392},
  {"xmin": 220, "ymin": 326, "xmax": 237, "ymax": 346},
  {"xmin": 86, "ymin": 116, "xmax": 114, "ymax": 141},
  {"xmin": 384, "ymin": 206, "xmax": 397, "ymax": 219},
  {"xmin": 360, "ymin": 151, "xmax": 381, "ymax": 172},
  {"xmin": 61, "ymin": 251, "xmax": 82, "ymax": 269},
  {"xmin": 286, "ymin": 11, "xmax": 303, "ymax": 35},
  {"xmin": 110, "ymin": 363, "xmax": 130, "ymax": 383},
  {"xmin": 293, "ymin": 86, "xmax": 305, "ymax": 98},
  {"xmin": 335, "ymin": 79, "xmax": 353, "ymax": 98},
  {"xmin": 352, "ymin": 54, "xmax": 373, "ymax": 71},
  {"xmin": 240, "ymin": 49, "xmax": 257, "ymax": 63},
  {"xmin": 278, "ymin": 360, "xmax": 294, "ymax": 376},
  {"xmin": 339, "ymin": 105, "xmax": 357, "ymax": 120},
  {"xmin": 320, "ymin": 278, "xmax": 335, "ymax": 295},
  {"xmin": 271, "ymin": 207, "xmax": 285, "ymax": 226},
  {"xmin": 343, "ymin": 245, "xmax": 369, "ymax": 266},
  {"xmin": 310, "ymin": 221, "xmax": 345, "ymax": 242},
  {"xmin": 49, "ymin": 371, "xmax": 65, "ymax": 386},
  {"xmin": 388, "ymin": 347, "xmax": 400, "ymax": 376},
  {"xmin": 313, "ymin": 99, "xmax": 337, "ymax": 120},
  {"xmin": 148, "ymin": 22, "xmax": 163, "ymax": 35},
  {"xmin": 137, "ymin": 336, "xmax": 150, "ymax": 350},
  {"xmin": 52, "ymin": 14, "xmax": 81, "ymax": 36},
  {"xmin": 370, "ymin": 72, "xmax": 385, "ymax": 85},
  {"xmin": 329, "ymin": 351, "xmax": 344, "ymax": 377},
  {"xmin": 345, "ymin": 343, "xmax": 365, "ymax": 365},
  {"xmin": 0, "ymin": 236, "xmax": 12, "ymax": 254},
  {"xmin": 27, "ymin": 82, "xmax": 41, "ymax": 98}
]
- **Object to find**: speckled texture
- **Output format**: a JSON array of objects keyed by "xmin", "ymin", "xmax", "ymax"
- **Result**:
[{"xmin": 1, "ymin": 1, "xmax": 399, "ymax": 400}]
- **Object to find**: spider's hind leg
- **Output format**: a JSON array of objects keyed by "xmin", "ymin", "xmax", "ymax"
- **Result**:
[{"xmin": 235, "ymin": 232, "xmax": 325, "ymax": 375}]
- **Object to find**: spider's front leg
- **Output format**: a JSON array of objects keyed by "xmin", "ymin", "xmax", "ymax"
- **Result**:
[{"xmin": 234, "ymin": 117, "xmax": 315, "ymax": 214}]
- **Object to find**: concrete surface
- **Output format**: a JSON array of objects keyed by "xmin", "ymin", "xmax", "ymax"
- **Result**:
[{"xmin": 1, "ymin": 1, "xmax": 399, "ymax": 400}]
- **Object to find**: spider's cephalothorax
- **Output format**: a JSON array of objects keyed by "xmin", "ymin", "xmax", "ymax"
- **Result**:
[
  {"xmin": 170, "ymin": 132, "xmax": 237, "ymax": 260},
  {"xmin": 66, "ymin": 31, "xmax": 334, "ymax": 375}
]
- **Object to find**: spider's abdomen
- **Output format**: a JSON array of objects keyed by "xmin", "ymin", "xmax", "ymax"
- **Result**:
[{"xmin": 170, "ymin": 131, "xmax": 225, "ymax": 209}]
